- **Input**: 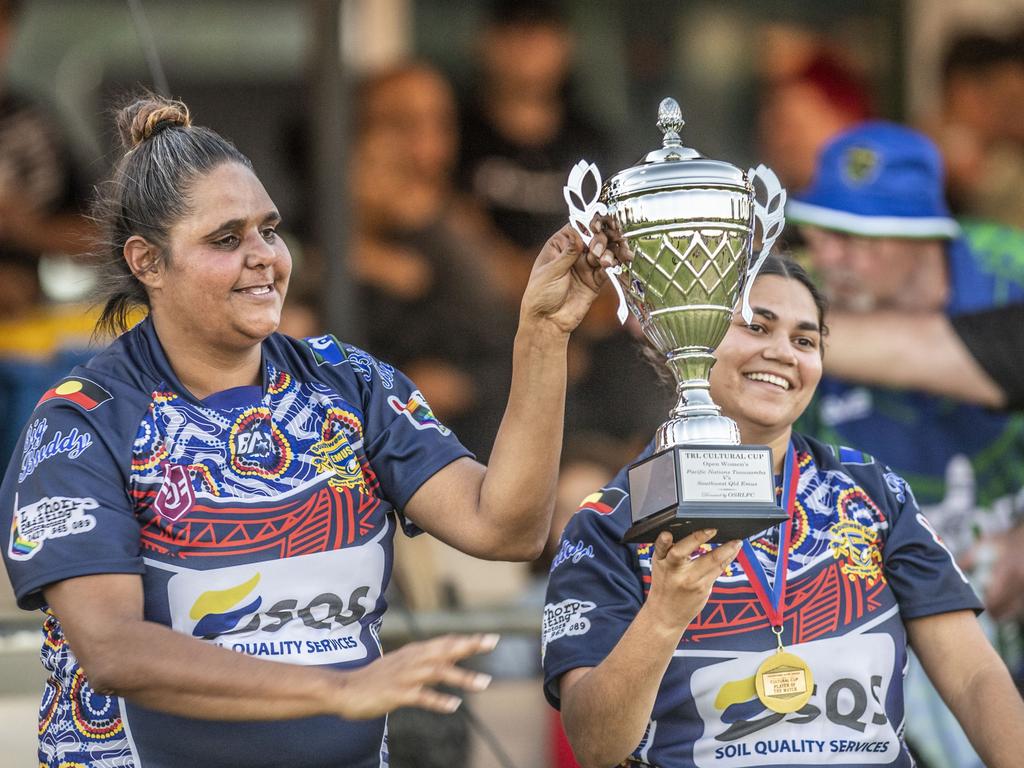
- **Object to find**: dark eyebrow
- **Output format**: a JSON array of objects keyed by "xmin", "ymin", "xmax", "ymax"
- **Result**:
[
  {"xmin": 203, "ymin": 210, "xmax": 281, "ymax": 239},
  {"xmin": 750, "ymin": 306, "xmax": 821, "ymax": 334}
]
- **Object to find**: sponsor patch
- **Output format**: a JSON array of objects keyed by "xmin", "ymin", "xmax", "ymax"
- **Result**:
[
  {"xmin": 549, "ymin": 539, "xmax": 595, "ymax": 572},
  {"xmin": 37, "ymin": 377, "xmax": 112, "ymax": 412},
  {"xmin": 690, "ymin": 633, "xmax": 899, "ymax": 767},
  {"xmin": 387, "ymin": 391, "xmax": 450, "ymax": 434},
  {"xmin": 9, "ymin": 493, "xmax": 98, "ymax": 561},
  {"xmin": 541, "ymin": 598, "xmax": 595, "ymax": 660},
  {"xmin": 165, "ymin": 536, "xmax": 387, "ymax": 665},
  {"xmin": 153, "ymin": 464, "xmax": 196, "ymax": 522},
  {"xmin": 18, "ymin": 418, "xmax": 93, "ymax": 483}
]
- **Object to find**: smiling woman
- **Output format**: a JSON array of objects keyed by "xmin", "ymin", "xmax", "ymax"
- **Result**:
[
  {"xmin": 0, "ymin": 94, "xmax": 627, "ymax": 768},
  {"xmin": 543, "ymin": 255, "xmax": 1024, "ymax": 768}
]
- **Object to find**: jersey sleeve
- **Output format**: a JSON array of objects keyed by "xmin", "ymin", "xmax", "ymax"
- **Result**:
[
  {"xmin": 879, "ymin": 467, "xmax": 983, "ymax": 620},
  {"xmin": 343, "ymin": 345, "xmax": 472, "ymax": 513},
  {"xmin": 1, "ymin": 401, "xmax": 144, "ymax": 610},
  {"xmin": 542, "ymin": 492, "xmax": 643, "ymax": 710}
]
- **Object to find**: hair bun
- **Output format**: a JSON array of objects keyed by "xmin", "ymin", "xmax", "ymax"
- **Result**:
[{"xmin": 117, "ymin": 96, "xmax": 192, "ymax": 151}]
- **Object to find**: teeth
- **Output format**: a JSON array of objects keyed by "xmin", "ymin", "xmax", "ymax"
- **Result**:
[
  {"xmin": 240, "ymin": 285, "xmax": 271, "ymax": 295},
  {"xmin": 745, "ymin": 372, "xmax": 790, "ymax": 390}
]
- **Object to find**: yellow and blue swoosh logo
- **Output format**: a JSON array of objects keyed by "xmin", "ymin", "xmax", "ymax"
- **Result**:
[{"xmin": 190, "ymin": 573, "xmax": 262, "ymax": 638}]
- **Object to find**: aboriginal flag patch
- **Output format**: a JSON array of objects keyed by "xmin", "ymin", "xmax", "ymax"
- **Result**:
[
  {"xmin": 578, "ymin": 487, "xmax": 628, "ymax": 516},
  {"xmin": 37, "ymin": 377, "xmax": 112, "ymax": 411}
]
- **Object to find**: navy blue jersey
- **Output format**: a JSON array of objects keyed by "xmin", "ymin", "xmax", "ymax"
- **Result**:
[
  {"xmin": 2, "ymin": 317, "xmax": 471, "ymax": 768},
  {"xmin": 542, "ymin": 433, "xmax": 981, "ymax": 768}
]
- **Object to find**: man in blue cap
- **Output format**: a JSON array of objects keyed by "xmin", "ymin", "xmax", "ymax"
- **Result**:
[{"xmin": 789, "ymin": 121, "xmax": 1024, "ymax": 768}]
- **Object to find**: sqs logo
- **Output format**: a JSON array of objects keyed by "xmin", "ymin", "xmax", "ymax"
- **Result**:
[{"xmin": 166, "ymin": 545, "xmax": 386, "ymax": 666}]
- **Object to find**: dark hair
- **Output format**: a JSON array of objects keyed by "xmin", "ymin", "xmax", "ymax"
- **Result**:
[
  {"xmin": 92, "ymin": 94, "xmax": 252, "ymax": 337},
  {"xmin": 753, "ymin": 253, "xmax": 829, "ymax": 339}
]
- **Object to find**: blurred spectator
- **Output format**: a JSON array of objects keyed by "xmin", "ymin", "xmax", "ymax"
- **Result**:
[
  {"xmin": 789, "ymin": 121, "xmax": 1024, "ymax": 768},
  {"xmin": 0, "ymin": 0, "xmax": 99, "ymax": 470},
  {"xmin": 350, "ymin": 62, "xmax": 517, "ymax": 462},
  {"xmin": 457, "ymin": 0, "xmax": 611, "ymax": 269},
  {"xmin": 758, "ymin": 51, "xmax": 874, "ymax": 193},
  {"xmin": 822, "ymin": 291, "xmax": 1024, "ymax": 411},
  {"xmin": 930, "ymin": 30, "xmax": 1024, "ymax": 228},
  {"xmin": 458, "ymin": 0, "xmax": 672, "ymax": 459}
]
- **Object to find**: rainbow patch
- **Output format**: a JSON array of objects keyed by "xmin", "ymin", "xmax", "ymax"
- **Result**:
[
  {"xmin": 9, "ymin": 514, "xmax": 39, "ymax": 559},
  {"xmin": 386, "ymin": 391, "xmax": 450, "ymax": 435}
]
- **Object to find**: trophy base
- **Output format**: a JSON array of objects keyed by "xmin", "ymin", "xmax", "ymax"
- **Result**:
[{"xmin": 621, "ymin": 444, "xmax": 787, "ymax": 544}]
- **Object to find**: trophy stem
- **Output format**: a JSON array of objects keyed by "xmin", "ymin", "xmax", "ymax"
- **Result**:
[
  {"xmin": 666, "ymin": 348, "xmax": 717, "ymax": 393},
  {"xmin": 656, "ymin": 349, "xmax": 741, "ymax": 451}
]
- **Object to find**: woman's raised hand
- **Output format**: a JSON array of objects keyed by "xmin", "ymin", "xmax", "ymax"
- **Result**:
[
  {"xmin": 519, "ymin": 217, "xmax": 630, "ymax": 336},
  {"xmin": 331, "ymin": 633, "xmax": 499, "ymax": 720},
  {"xmin": 645, "ymin": 530, "xmax": 742, "ymax": 633}
]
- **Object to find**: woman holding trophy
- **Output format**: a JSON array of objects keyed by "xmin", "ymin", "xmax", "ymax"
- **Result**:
[
  {"xmin": 0, "ymin": 94, "xmax": 624, "ymax": 768},
  {"xmin": 545, "ymin": 101, "xmax": 1024, "ymax": 767}
]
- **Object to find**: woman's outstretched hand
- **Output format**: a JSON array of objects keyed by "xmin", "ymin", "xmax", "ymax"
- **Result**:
[
  {"xmin": 333, "ymin": 633, "xmax": 499, "ymax": 719},
  {"xmin": 520, "ymin": 217, "xmax": 630, "ymax": 336}
]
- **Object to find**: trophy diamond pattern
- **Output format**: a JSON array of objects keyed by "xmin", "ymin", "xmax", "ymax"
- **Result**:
[{"xmin": 624, "ymin": 229, "xmax": 748, "ymax": 355}]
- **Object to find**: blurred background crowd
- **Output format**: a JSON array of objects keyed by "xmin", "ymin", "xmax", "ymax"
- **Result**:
[{"xmin": 1, "ymin": 0, "xmax": 1023, "ymax": 766}]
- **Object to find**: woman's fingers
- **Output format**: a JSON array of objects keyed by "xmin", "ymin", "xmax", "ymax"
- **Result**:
[
  {"xmin": 411, "ymin": 687, "xmax": 465, "ymax": 714},
  {"xmin": 654, "ymin": 528, "xmax": 717, "ymax": 564},
  {"xmin": 652, "ymin": 530, "xmax": 743, "ymax": 584},
  {"xmin": 404, "ymin": 633, "xmax": 497, "ymax": 686}
]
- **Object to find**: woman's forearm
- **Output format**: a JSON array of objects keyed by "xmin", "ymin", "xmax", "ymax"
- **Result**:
[
  {"xmin": 80, "ymin": 617, "xmax": 346, "ymax": 721},
  {"xmin": 475, "ymin": 321, "xmax": 570, "ymax": 557},
  {"xmin": 561, "ymin": 604, "xmax": 684, "ymax": 767},
  {"xmin": 946, "ymin": 656, "xmax": 1024, "ymax": 768},
  {"xmin": 908, "ymin": 611, "xmax": 1024, "ymax": 768}
]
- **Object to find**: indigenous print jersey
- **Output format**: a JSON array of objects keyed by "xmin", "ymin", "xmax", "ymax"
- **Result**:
[
  {"xmin": 542, "ymin": 433, "xmax": 981, "ymax": 768},
  {"xmin": 799, "ymin": 227, "xmax": 1024, "ymax": 557},
  {"xmin": 1, "ymin": 318, "xmax": 470, "ymax": 768}
]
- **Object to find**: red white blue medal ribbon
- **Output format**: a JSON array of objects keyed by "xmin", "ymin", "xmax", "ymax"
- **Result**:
[{"xmin": 735, "ymin": 442, "xmax": 799, "ymax": 628}]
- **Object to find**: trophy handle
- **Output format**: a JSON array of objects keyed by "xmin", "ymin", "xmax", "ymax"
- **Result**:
[
  {"xmin": 741, "ymin": 164, "xmax": 787, "ymax": 324},
  {"xmin": 564, "ymin": 160, "xmax": 629, "ymax": 324}
]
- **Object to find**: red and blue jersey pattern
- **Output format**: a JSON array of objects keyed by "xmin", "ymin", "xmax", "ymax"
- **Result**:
[
  {"xmin": 1, "ymin": 318, "xmax": 470, "ymax": 768},
  {"xmin": 543, "ymin": 433, "xmax": 981, "ymax": 768}
]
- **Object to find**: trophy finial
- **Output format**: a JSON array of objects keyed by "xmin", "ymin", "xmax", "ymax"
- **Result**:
[{"xmin": 657, "ymin": 98, "xmax": 684, "ymax": 148}]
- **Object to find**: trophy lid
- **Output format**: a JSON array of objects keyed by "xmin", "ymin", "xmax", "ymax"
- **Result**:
[{"xmin": 604, "ymin": 98, "xmax": 747, "ymax": 199}]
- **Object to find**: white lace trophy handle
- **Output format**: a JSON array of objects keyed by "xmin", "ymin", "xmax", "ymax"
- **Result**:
[
  {"xmin": 741, "ymin": 164, "xmax": 787, "ymax": 323},
  {"xmin": 563, "ymin": 160, "xmax": 629, "ymax": 324}
]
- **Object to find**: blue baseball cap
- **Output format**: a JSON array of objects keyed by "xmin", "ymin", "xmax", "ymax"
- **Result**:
[{"xmin": 786, "ymin": 121, "xmax": 960, "ymax": 239}]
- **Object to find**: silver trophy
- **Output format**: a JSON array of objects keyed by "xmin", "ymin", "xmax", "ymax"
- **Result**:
[{"xmin": 565, "ymin": 98, "xmax": 789, "ymax": 543}]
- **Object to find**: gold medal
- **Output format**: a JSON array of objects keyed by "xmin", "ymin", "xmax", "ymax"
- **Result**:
[{"xmin": 755, "ymin": 649, "xmax": 814, "ymax": 713}]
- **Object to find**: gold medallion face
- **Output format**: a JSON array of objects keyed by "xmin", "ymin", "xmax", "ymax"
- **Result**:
[{"xmin": 754, "ymin": 651, "xmax": 814, "ymax": 713}]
